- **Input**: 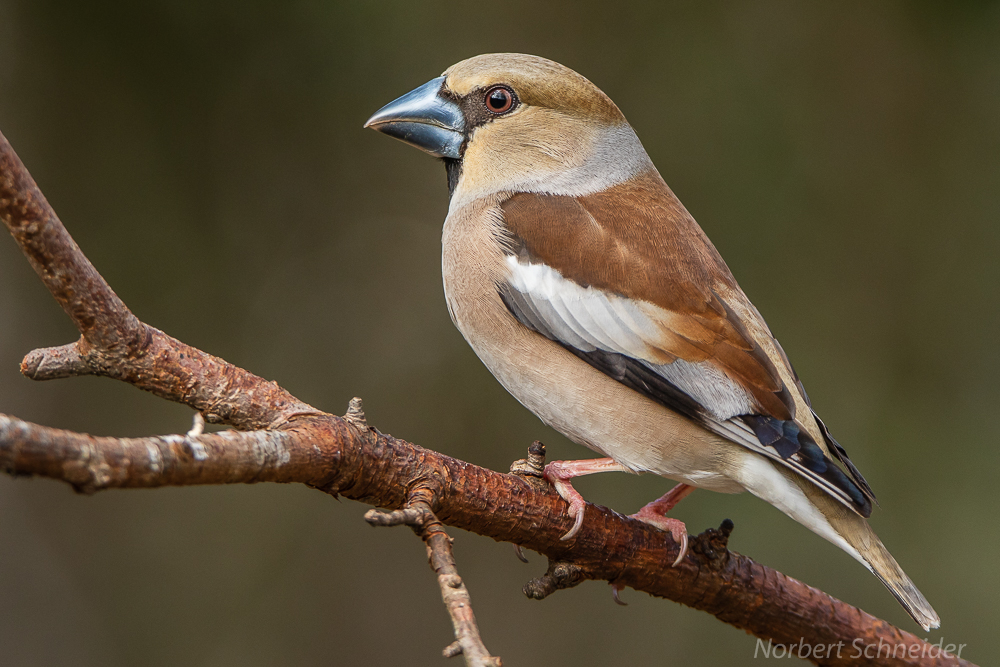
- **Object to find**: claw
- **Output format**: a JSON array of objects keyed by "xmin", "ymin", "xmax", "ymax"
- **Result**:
[
  {"xmin": 671, "ymin": 530, "xmax": 689, "ymax": 567},
  {"xmin": 513, "ymin": 544, "xmax": 529, "ymax": 563},
  {"xmin": 560, "ymin": 501, "xmax": 586, "ymax": 541},
  {"xmin": 611, "ymin": 584, "xmax": 628, "ymax": 606}
]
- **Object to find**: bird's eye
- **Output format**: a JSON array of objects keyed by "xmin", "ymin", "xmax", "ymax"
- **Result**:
[{"xmin": 484, "ymin": 86, "xmax": 516, "ymax": 114}]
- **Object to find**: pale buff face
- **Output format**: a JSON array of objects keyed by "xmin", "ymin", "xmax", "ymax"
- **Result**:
[{"xmin": 441, "ymin": 54, "xmax": 652, "ymax": 209}]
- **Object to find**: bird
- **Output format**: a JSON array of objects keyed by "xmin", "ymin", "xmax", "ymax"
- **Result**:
[{"xmin": 364, "ymin": 53, "xmax": 939, "ymax": 631}]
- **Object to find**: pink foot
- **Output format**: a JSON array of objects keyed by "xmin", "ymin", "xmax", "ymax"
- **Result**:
[
  {"xmin": 543, "ymin": 458, "xmax": 626, "ymax": 541},
  {"xmin": 630, "ymin": 483, "xmax": 695, "ymax": 567},
  {"xmin": 630, "ymin": 509, "xmax": 689, "ymax": 567}
]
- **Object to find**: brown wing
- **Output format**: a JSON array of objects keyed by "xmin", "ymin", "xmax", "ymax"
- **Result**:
[{"xmin": 500, "ymin": 169, "xmax": 795, "ymax": 421}]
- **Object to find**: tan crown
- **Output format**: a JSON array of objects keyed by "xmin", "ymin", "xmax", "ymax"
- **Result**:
[{"xmin": 444, "ymin": 53, "xmax": 625, "ymax": 125}]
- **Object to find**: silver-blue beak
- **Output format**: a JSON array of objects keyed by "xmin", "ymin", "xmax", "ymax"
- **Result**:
[{"xmin": 364, "ymin": 76, "xmax": 465, "ymax": 159}]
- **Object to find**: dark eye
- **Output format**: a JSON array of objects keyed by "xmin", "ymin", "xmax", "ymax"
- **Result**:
[{"xmin": 484, "ymin": 86, "xmax": 516, "ymax": 114}]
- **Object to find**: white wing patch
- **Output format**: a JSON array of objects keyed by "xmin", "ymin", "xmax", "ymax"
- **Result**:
[{"xmin": 505, "ymin": 256, "xmax": 754, "ymax": 420}]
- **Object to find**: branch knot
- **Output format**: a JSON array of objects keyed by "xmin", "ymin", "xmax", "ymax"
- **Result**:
[
  {"xmin": 509, "ymin": 441, "xmax": 548, "ymax": 491},
  {"xmin": 344, "ymin": 397, "xmax": 368, "ymax": 430},
  {"xmin": 690, "ymin": 519, "xmax": 735, "ymax": 569},
  {"xmin": 523, "ymin": 559, "xmax": 585, "ymax": 600}
]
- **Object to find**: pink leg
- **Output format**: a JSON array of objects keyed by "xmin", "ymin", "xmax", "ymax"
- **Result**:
[
  {"xmin": 543, "ymin": 458, "xmax": 627, "ymax": 541},
  {"xmin": 630, "ymin": 483, "xmax": 694, "ymax": 567}
]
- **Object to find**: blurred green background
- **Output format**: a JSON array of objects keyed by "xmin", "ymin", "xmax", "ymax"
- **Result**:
[{"xmin": 0, "ymin": 1, "xmax": 997, "ymax": 664}]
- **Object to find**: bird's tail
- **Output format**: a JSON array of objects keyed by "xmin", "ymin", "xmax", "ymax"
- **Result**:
[
  {"xmin": 736, "ymin": 458, "xmax": 940, "ymax": 631},
  {"xmin": 823, "ymin": 502, "xmax": 940, "ymax": 631}
]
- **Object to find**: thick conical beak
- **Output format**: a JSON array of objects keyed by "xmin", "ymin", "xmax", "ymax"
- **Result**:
[{"xmin": 364, "ymin": 76, "xmax": 465, "ymax": 159}]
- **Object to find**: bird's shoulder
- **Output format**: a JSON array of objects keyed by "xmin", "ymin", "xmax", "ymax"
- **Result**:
[{"xmin": 501, "ymin": 169, "xmax": 737, "ymax": 317}]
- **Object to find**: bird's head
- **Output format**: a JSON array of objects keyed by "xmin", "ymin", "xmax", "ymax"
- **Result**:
[{"xmin": 365, "ymin": 53, "xmax": 652, "ymax": 204}]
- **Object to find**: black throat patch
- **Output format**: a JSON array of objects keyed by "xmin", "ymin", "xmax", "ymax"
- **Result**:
[{"xmin": 444, "ymin": 158, "xmax": 462, "ymax": 199}]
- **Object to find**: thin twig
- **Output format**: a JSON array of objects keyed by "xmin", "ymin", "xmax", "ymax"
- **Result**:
[
  {"xmin": 365, "ymin": 488, "xmax": 501, "ymax": 667},
  {"xmin": 0, "ymin": 413, "xmax": 303, "ymax": 493}
]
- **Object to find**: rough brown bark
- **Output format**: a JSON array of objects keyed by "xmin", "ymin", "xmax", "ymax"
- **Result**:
[{"xmin": 0, "ymin": 129, "xmax": 971, "ymax": 667}]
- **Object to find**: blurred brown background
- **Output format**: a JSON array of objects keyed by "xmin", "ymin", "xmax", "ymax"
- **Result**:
[{"xmin": 0, "ymin": 1, "xmax": 997, "ymax": 664}]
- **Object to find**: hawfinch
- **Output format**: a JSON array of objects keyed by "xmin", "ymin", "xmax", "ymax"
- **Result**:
[{"xmin": 365, "ymin": 53, "xmax": 939, "ymax": 631}]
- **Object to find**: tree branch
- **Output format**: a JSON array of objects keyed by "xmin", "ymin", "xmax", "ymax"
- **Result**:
[
  {"xmin": 0, "ymin": 129, "xmax": 972, "ymax": 666},
  {"xmin": 0, "ymin": 131, "xmax": 318, "ymax": 430}
]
